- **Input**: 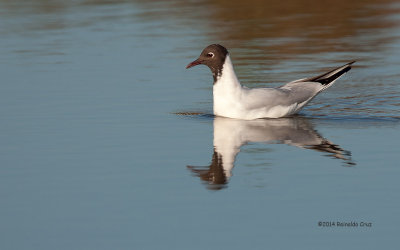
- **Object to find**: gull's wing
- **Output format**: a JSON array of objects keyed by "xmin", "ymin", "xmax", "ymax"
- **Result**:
[
  {"xmin": 241, "ymin": 82, "xmax": 321, "ymax": 110},
  {"xmin": 241, "ymin": 61, "xmax": 355, "ymax": 110}
]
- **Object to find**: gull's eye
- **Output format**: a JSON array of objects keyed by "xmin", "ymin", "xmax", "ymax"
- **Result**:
[{"xmin": 207, "ymin": 52, "xmax": 214, "ymax": 58}]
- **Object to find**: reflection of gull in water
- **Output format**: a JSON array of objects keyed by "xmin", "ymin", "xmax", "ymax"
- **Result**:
[{"xmin": 188, "ymin": 116, "xmax": 354, "ymax": 190}]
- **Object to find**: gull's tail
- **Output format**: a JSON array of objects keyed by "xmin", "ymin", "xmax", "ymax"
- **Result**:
[{"xmin": 306, "ymin": 61, "xmax": 355, "ymax": 86}]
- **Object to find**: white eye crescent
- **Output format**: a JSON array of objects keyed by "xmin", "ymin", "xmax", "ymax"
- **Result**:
[{"xmin": 207, "ymin": 52, "xmax": 214, "ymax": 58}]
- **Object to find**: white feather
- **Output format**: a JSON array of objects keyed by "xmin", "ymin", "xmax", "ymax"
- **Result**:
[{"xmin": 213, "ymin": 55, "xmax": 349, "ymax": 120}]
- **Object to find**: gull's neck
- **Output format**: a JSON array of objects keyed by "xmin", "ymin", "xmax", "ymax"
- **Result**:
[
  {"xmin": 213, "ymin": 55, "xmax": 243, "ymax": 118},
  {"xmin": 214, "ymin": 55, "xmax": 241, "ymax": 88}
]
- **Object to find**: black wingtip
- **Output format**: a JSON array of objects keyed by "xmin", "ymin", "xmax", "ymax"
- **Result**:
[
  {"xmin": 308, "ymin": 61, "xmax": 355, "ymax": 85},
  {"xmin": 348, "ymin": 60, "xmax": 356, "ymax": 65}
]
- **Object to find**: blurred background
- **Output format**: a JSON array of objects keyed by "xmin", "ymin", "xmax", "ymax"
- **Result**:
[{"xmin": 0, "ymin": 0, "xmax": 399, "ymax": 249}]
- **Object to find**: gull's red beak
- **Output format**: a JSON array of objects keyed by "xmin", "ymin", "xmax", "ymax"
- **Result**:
[{"xmin": 186, "ymin": 59, "xmax": 202, "ymax": 69}]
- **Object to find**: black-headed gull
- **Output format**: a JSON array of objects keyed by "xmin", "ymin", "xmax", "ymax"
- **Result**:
[{"xmin": 186, "ymin": 44, "xmax": 355, "ymax": 120}]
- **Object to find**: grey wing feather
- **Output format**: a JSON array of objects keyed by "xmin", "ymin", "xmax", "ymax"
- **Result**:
[
  {"xmin": 241, "ymin": 61, "xmax": 355, "ymax": 110},
  {"xmin": 241, "ymin": 82, "xmax": 321, "ymax": 110}
]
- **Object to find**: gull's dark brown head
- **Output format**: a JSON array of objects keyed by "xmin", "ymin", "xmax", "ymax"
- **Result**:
[{"xmin": 186, "ymin": 44, "xmax": 229, "ymax": 82}]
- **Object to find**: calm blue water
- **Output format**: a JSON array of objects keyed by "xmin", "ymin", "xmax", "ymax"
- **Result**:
[{"xmin": 1, "ymin": 1, "xmax": 399, "ymax": 249}]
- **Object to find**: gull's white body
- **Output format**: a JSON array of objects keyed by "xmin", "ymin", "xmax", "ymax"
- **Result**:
[{"xmin": 213, "ymin": 55, "xmax": 346, "ymax": 120}]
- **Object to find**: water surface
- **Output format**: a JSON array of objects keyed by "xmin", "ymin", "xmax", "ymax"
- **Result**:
[{"xmin": 0, "ymin": 1, "xmax": 399, "ymax": 249}]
